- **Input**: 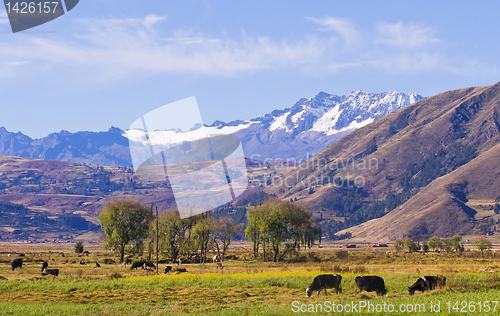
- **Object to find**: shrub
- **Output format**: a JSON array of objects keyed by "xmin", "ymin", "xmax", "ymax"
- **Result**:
[
  {"xmin": 74, "ymin": 241, "xmax": 84, "ymax": 254},
  {"xmin": 335, "ymin": 250, "xmax": 349, "ymax": 260}
]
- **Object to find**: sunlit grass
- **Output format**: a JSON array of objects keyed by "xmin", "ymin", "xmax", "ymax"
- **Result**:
[{"xmin": 1, "ymin": 247, "xmax": 500, "ymax": 315}]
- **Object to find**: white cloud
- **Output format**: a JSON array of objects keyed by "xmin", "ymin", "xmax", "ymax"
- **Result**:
[
  {"xmin": 375, "ymin": 21, "xmax": 440, "ymax": 49},
  {"xmin": 0, "ymin": 10, "xmax": 9, "ymax": 24},
  {"xmin": 6, "ymin": 61, "xmax": 28, "ymax": 66},
  {"xmin": 306, "ymin": 16, "xmax": 360, "ymax": 48},
  {"xmin": 0, "ymin": 14, "xmax": 330, "ymax": 81},
  {"xmin": 0, "ymin": 15, "xmax": 495, "ymax": 83}
]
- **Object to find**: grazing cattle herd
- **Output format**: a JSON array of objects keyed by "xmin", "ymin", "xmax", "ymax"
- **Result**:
[
  {"xmin": 6, "ymin": 255, "xmax": 448, "ymax": 298},
  {"xmin": 305, "ymin": 274, "xmax": 446, "ymax": 298}
]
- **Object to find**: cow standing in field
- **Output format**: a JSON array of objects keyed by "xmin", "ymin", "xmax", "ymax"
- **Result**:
[
  {"xmin": 213, "ymin": 255, "xmax": 220, "ymax": 263},
  {"xmin": 144, "ymin": 262, "xmax": 156, "ymax": 270},
  {"xmin": 41, "ymin": 262, "xmax": 48, "ymax": 272},
  {"xmin": 42, "ymin": 269, "xmax": 59, "ymax": 277},
  {"xmin": 408, "ymin": 276, "xmax": 446, "ymax": 295},
  {"xmin": 130, "ymin": 261, "xmax": 144, "ymax": 270},
  {"xmin": 355, "ymin": 276, "xmax": 387, "ymax": 296},
  {"xmin": 11, "ymin": 259, "xmax": 23, "ymax": 271},
  {"xmin": 306, "ymin": 274, "xmax": 342, "ymax": 297},
  {"xmin": 165, "ymin": 266, "xmax": 172, "ymax": 274}
]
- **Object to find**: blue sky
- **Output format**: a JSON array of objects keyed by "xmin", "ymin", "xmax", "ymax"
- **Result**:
[{"xmin": 0, "ymin": 0, "xmax": 499, "ymax": 138}]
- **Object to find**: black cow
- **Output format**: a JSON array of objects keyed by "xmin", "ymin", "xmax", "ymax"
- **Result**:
[
  {"xmin": 11, "ymin": 259, "xmax": 23, "ymax": 271},
  {"xmin": 355, "ymin": 276, "xmax": 387, "ymax": 296},
  {"xmin": 165, "ymin": 266, "xmax": 172, "ymax": 274},
  {"xmin": 408, "ymin": 276, "xmax": 446, "ymax": 295},
  {"xmin": 130, "ymin": 261, "xmax": 144, "ymax": 270},
  {"xmin": 42, "ymin": 269, "xmax": 59, "ymax": 277},
  {"xmin": 144, "ymin": 262, "xmax": 156, "ymax": 270},
  {"xmin": 41, "ymin": 262, "xmax": 48, "ymax": 272},
  {"xmin": 95, "ymin": 262, "xmax": 101, "ymax": 268},
  {"xmin": 306, "ymin": 274, "xmax": 342, "ymax": 297}
]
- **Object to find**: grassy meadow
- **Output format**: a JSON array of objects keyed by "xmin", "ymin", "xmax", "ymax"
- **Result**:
[{"xmin": 0, "ymin": 244, "xmax": 499, "ymax": 315}]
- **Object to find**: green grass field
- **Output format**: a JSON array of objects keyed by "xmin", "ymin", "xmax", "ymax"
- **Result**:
[{"xmin": 0, "ymin": 247, "xmax": 499, "ymax": 315}]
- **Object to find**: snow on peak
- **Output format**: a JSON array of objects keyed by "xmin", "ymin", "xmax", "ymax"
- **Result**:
[
  {"xmin": 268, "ymin": 90, "xmax": 423, "ymax": 135},
  {"xmin": 124, "ymin": 121, "xmax": 255, "ymax": 146}
]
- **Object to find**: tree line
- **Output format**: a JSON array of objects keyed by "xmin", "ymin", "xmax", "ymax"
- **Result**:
[
  {"xmin": 98, "ymin": 198, "xmax": 321, "ymax": 263},
  {"xmin": 393, "ymin": 235, "xmax": 492, "ymax": 254},
  {"xmin": 245, "ymin": 198, "xmax": 321, "ymax": 262}
]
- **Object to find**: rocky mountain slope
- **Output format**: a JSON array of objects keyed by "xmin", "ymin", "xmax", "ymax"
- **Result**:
[
  {"xmin": 264, "ymin": 83, "xmax": 500, "ymax": 241},
  {"xmin": 0, "ymin": 127, "xmax": 131, "ymax": 166}
]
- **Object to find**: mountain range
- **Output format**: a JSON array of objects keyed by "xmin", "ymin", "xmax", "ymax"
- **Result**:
[
  {"xmin": 0, "ymin": 91, "xmax": 423, "ymax": 166},
  {"xmin": 265, "ymin": 82, "xmax": 500, "ymax": 242},
  {"xmin": 2, "ymin": 82, "xmax": 500, "ymax": 242}
]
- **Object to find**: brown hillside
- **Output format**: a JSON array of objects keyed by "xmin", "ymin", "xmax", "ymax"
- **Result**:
[
  {"xmin": 338, "ymin": 142, "xmax": 500, "ymax": 242},
  {"xmin": 265, "ymin": 82, "xmax": 500, "ymax": 239}
]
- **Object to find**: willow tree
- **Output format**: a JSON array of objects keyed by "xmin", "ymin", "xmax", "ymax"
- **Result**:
[
  {"xmin": 245, "ymin": 203, "xmax": 269, "ymax": 260},
  {"xmin": 246, "ymin": 199, "xmax": 321, "ymax": 262},
  {"xmin": 99, "ymin": 199, "xmax": 153, "ymax": 263},
  {"xmin": 158, "ymin": 209, "xmax": 195, "ymax": 264},
  {"xmin": 211, "ymin": 216, "xmax": 240, "ymax": 261},
  {"xmin": 191, "ymin": 213, "xmax": 212, "ymax": 263}
]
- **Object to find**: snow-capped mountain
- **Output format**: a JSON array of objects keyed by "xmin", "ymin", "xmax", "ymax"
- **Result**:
[
  {"xmin": 0, "ymin": 91, "xmax": 423, "ymax": 165},
  {"xmin": 205, "ymin": 90, "xmax": 423, "ymax": 160}
]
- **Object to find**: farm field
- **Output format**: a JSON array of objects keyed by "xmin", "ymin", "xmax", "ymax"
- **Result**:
[{"xmin": 0, "ymin": 244, "xmax": 499, "ymax": 315}]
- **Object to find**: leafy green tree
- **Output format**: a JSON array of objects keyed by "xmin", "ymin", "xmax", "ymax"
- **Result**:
[
  {"xmin": 99, "ymin": 199, "xmax": 153, "ymax": 263},
  {"xmin": 404, "ymin": 238, "xmax": 420, "ymax": 253},
  {"xmin": 427, "ymin": 236, "xmax": 442, "ymax": 252},
  {"xmin": 421, "ymin": 242, "xmax": 429, "ymax": 252},
  {"xmin": 246, "ymin": 199, "xmax": 321, "ymax": 262},
  {"xmin": 191, "ymin": 214, "xmax": 212, "ymax": 263},
  {"xmin": 245, "ymin": 203, "xmax": 268, "ymax": 260},
  {"xmin": 441, "ymin": 238, "xmax": 452, "ymax": 252},
  {"xmin": 393, "ymin": 239, "xmax": 403, "ymax": 252},
  {"xmin": 74, "ymin": 241, "xmax": 84, "ymax": 253},
  {"xmin": 211, "ymin": 216, "xmax": 240, "ymax": 261},
  {"xmin": 145, "ymin": 232, "xmax": 155, "ymax": 262},
  {"xmin": 449, "ymin": 235, "xmax": 463, "ymax": 252},
  {"xmin": 475, "ymin": 238, "xmax": 492, "ymax": 255},
  {"xmin": 158, "ymin": 209, "xmax": 194, "ymax": 264}
]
